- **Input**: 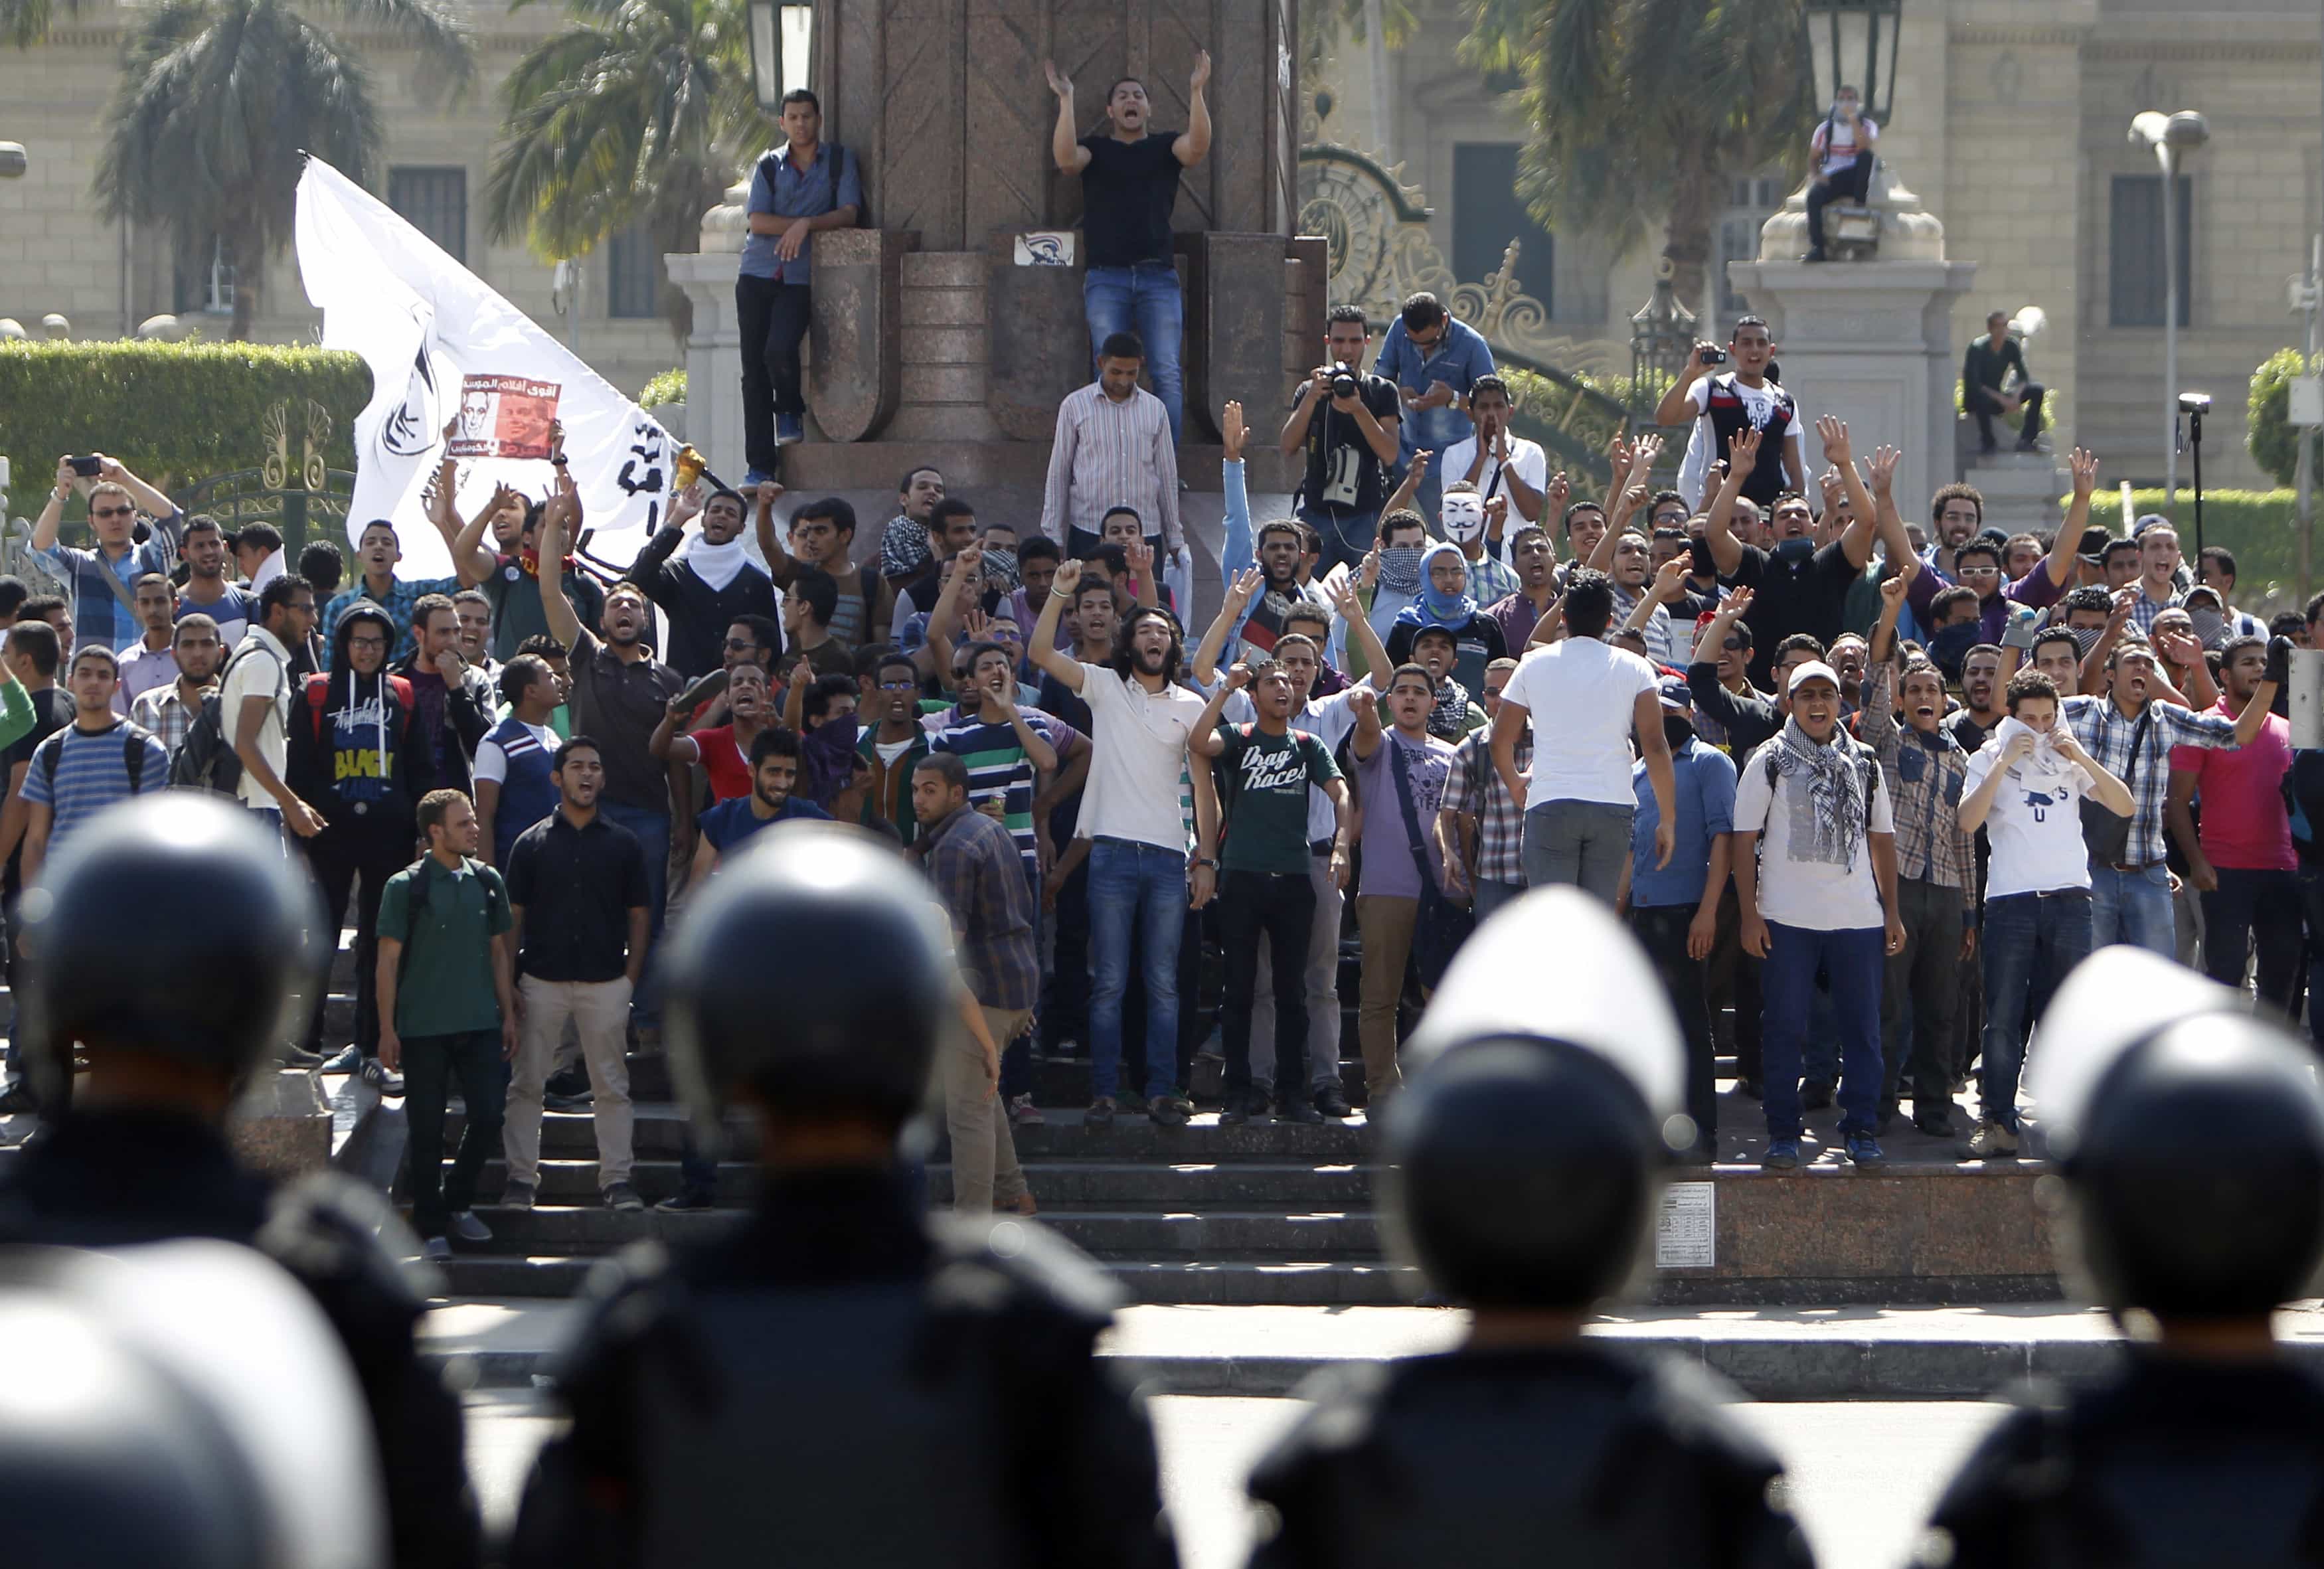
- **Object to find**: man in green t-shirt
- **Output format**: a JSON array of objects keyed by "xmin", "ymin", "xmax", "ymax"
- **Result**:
[
  {"xmin": 377, "ymin": 787, "xmax": 517, "ymax": 1259},
  {"xmin": 1191, "ymin": 659, "xmax": 1350, "ymax": 1125}
]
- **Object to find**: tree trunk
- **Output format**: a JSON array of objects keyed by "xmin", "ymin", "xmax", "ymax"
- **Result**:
[
  {"xmin": 222, "ymin": 228, "xmax": 256, "ymax": 342},
  {"xmin": 1661, "ymin": 157, "xmax": 1726, "ymax": 325}
]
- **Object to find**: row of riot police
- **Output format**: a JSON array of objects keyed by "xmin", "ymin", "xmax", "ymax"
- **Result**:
[{"xmin": 4, "ymin": 796, "xmax": 2323, "ymax": 1568}]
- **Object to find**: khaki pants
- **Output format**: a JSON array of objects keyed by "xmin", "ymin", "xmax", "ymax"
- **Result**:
[
  {"xmin": 504, "ymin": 975, "xmax": 635, "ymax": 1190},
  {"xmin": 936, "ymin": 1005, "xmax": 1033, "ymax": 1214},
  {"xmin": 1356, "ymin": 894, "xmax": 1417, "ymax": 1108}
]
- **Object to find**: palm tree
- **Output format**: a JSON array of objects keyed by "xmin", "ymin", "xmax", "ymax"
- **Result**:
[
  {"xmin": 92, "ymin": 0, "xmax": 475, "ymax": 340},
  {"xmin": 1, "ymin": 0, "xmax": 67, "ymax": 48},
  {"xmin": 485, "ymin": 0, "xmax": 770, "ymax": 339},
  {"xmin": 1463, "ymin": 0, "xmax": 1815, "ymax": 309}
]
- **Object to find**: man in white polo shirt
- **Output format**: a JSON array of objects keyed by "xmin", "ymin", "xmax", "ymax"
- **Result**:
[
  {"xmin": 1491, "ymin": 567, "xmax": 1675, "ymax": 904},
  {"xmin": 1732, "ymin": 660, "xmax": 1905, "ymax": 1172},
  {"xmin": 1031, "ymin": 558, "xmax": 1216, "ymax": 1127}
]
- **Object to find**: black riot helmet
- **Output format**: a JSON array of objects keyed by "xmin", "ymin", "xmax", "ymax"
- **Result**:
[
  {"xmin": 0, "ymin": 1240, "xmax": 386, "ymax": 1569},
  {"xmin": 17, "ymin": 795, "xmax": 325, "ymax": 1102},
  {"xmin": 1384, "ymin": 887, "xmax": 1689, "ymax": 1311},
  {"xmin": 662, "ymin": 822, "xmax": 955, "ymax": 1135},
  {"xmin": 2035, "ymin": 948, "xmax": 2324, "ymax": 1318}
]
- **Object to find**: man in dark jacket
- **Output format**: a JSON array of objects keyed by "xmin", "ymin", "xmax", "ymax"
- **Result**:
[
  {"xmin": 623, "ymin": 485, "xmax": 780, "ymax": 679},
  {"xmin": 390, "ymin": 594, "xmax": 494, "ymax": 801},
  {"xmin": 290, "ymin": 602, "xmax": 435, "ymax": 1088}
]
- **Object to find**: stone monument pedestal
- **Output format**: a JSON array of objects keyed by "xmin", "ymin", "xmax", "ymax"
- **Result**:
[
  {"xmin": 226, "ymin": 1068, "xmax": 335, "ymax": 1179},
  {"xmin": 1722, "ymin": 257, "xmax": 1976, "ymax": 523},
  {"xmin": 1957, "ymin": 446, "xmax": 2070, "ymax": 535}
]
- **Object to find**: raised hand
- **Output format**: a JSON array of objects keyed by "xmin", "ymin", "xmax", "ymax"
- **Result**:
[
  {"xmin": 1726, "ymin": 424, "xmax": 1764, "ymax": 472},
  {"xmin": 1649, "ymin": 556, "xmax": 1691, "ymax": 602},
  {"xmin": 1043, "ymin": 59, "xmax": 1073, "ymax": 98},
  {"xmin": 1327, "ymin": 573, "xmax": 1364, "ymax": 620},
  {"xmin": 1189, "ymin": 48, "xmax": 1210, "ymax": 92},
  {"xmin": 1868, "ymin": 444, "xmax": 1901, "ymax": 497},
  {"xmin": 1051, "ymin": 558, "xmax": 1086, "ymax": 597},
  {"xmin": 2069, "ymin": 446, "xmax": 2099, "ymax": 496},
  {"xmin": 1880, "ymin": 571, "xmax": 1910, "ymax": 610},
  {"xmin": 755, "ymin": 477, "xmax": 786, "ymax": 513},
  {"xmin": 1348, "ymin": 684, "xmax": 1377, "ymax": 724},
  {"xmin": 1816, "ymin": 414, "xmax": 1853, "ymax": 469},
  {"xmin": 1357, "ymin": 543, "xmax": 1381, "ymax": 591},
  {"xmin": 1546, "ymin": 471, "xmax": 1570, "ymax": 517},
  {"xmin": 1224, "ymin": 660, "xmax": 1254, "ymax": 691},
  {"xmin": 1226, "ymin": 566, "xmax": 1262, "ymax": 612},
  {"xmin": 1220, "ymin": 398, "xmax": 1247, "ymax": 462},
  {"xmin": 1123, "ymin": 535, "xmax": 1153, "ymax": 578},
  {"xmin": 1716, "ymin": 584, "xmax": 1755, "ymax": 621}
]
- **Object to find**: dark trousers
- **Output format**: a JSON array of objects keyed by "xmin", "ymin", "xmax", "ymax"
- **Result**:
[
  {"xmin": 1978, "ymin": 890, "xmax": 2093, "ymax": 1132},
  {"xmin": 1042, "ymin": 854, "xmax": 1092, "ymax": 1050},
  {"xmin": 303, "ymin": 815, "xmax": 416, "ymax": 1057},
  {"xmin": 2203, "ymin": 867, "xmax": 2305, "ymax": 1018},
  {"xmin": 402, "ymin": 1028, "xmax": 509, "ymax": 1239},
  {"xmin": 736, "ymin": 274, "xmax": 813, "ymax": 476},
  {"xmin": 1972, "ymin": 384, "xmax": 2047, "ymax": 451},
  {"xmin": 1880, "ymin": 876, "xmax": 1966, "ymax": 1123},
  {"xmin": 1805, "ymin": 151, "xmax": 1874, "ymax": 252},
  {"xmin": 1629, "ymin": 904, "xmax": 1718, "ymax": 1148},
  {"xmin": 1760, "ymin": 922, "xmax": 1884, "ymax": 1140},
  {"xmin": 1218, "ymin": 869, "xmax": 1315, "ymax": 1098},
  {"xmin": 1706, "ymin": 884, "xmax": 1764, "ymax": 1085},
  {"xmin": 2300, "ymin": 866, "xmax": 2324, "ymax": 1050}
]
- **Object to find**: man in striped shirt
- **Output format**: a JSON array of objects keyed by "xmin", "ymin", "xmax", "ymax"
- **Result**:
[
  {"xmin": 930, "ymin": 642, "xmax": 1076, "ymax": 888},
  {"xmin": 1040, "ymin": 331, "xmax": 1184, "ymax": 560}
]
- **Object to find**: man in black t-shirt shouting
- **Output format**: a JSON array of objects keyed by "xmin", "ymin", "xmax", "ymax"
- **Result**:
[
  {"xmin": 1046, "ymin": 50, "xmax": 1212, "ymax": 445},
  {"xmin": 1702, "ymin": 418, "xmax": 1882, "ymax": 690},
  {"xmin": 1280, "ymin": 304, "xmax": 1402, "ymax": 572}
]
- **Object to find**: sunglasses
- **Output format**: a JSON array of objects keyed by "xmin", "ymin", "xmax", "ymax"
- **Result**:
[
  {"xmin": 91, "ymin": 505, "xmax": 135, "ymax": 520},
  {"xmin": 1721, "ymin": 636, "xmax": 1748, "ymax": 652},
  {"xmin": 723, "ymin": 637, "xmax": 761, "ymax": 651}
]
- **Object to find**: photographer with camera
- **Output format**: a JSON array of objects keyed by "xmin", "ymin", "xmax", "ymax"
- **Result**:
[
  {"xmin": 33, "ymin": 454, "xmax": 189, "ymax": 656},
  {"xmin": 1281, "ymin": 305, "xmax": 1401, "ymax": 573},
  {"xmin": 1657, "ymin": 318, "xmax": 1806, "ymax": 511}
]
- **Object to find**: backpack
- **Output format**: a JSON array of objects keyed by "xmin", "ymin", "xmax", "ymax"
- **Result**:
[
  {"xmin": 169, "ymin": 642, "xmax": 286, "ymax": 795},
  {"xmin": 37, "ymin": 721, "xmax": 157, "ymax": 798},
  {"xmin": 394, "ymin": 855, "xmax": 507, "ymax": 986},
  {"xmin": 304, "ymin": 673, "xmax": 416, "ymax": 740},
  {"xmin": 756, "ymin": 142, "xmax": 866, "ymax": 230}
]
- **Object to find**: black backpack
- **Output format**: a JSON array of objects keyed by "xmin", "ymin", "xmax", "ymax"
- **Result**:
[
  {"xmin": 38, "ymin": 721, "xmax": 157, "ymax": 797},
  {"xmin": 394, "ymin": 855, "xmax": 507, "ymax": 984},
  {"xmin": 169, "ymin": 642, "xmax": 286, "ymax": 795}
]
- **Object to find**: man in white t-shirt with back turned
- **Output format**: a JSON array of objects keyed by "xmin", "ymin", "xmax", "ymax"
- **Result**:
[
  {"xmin": 1491, "ymin": 568, "xmax": 1673, "ymax": 904},
  {"xmin": 1030, "ymin": 558, "xmax": 1217, "ymax": 1128}
]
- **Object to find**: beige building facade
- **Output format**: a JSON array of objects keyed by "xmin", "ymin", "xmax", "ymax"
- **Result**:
[
  {"xmin": 0, "ymin": 0, "xmax": 685, "ymax": 407},
  {"xmin": 1315, "ymin": 0, "xmax": 2324, "ymax": 492}
]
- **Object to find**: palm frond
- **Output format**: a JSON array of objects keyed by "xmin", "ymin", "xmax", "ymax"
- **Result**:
[{"xmin": 326, "ymin": 0, "xmax": 475, "ymax": 90}]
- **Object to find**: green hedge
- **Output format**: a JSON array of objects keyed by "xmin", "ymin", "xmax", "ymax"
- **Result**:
[
  {"xmin": 0, "ymin": 341, "xmax": 370, "ymax": 525},
  {"xmin": 2071, "ymin": 487, "xmax": 2318, "ymax": 608}
]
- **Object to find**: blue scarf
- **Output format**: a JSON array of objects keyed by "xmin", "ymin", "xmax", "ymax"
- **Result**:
[{"xmin": 1396, "ymin": 542, "xmax": 1477, "ymax": 632}]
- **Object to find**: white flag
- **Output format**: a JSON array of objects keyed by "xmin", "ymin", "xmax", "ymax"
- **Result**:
[{"xmin": 294, "ymin": 155, "xmax": 679, "ymax": 578}]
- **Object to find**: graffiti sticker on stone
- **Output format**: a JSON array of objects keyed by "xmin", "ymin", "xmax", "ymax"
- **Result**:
[
  {"xmin": 1015, "ymin": 232, "xmax": 1076, "ymax": 267},
  {"xmin": 1655, "ymin": 1181, "xmax": 1716, "ymax": 1269}
]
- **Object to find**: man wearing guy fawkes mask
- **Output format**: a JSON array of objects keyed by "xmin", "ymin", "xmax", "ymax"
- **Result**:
[{"xmin": 1437, "ymin": 482, "xmax": 1517, "ymax": 608}]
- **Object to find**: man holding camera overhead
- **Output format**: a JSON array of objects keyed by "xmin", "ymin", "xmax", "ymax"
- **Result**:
[{"xmin": 1281, "ymin": 304, "xmax": 1401, "ymax": 573}]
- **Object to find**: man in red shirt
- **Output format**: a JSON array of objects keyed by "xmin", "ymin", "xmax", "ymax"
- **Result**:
[
  {"xmin": 650, "ymin": 660, "xmax": 772, "ymax": 803},
  {"xmin": 2168, "ymin": 634, "xmax": 2299, "ymax": 1015}
]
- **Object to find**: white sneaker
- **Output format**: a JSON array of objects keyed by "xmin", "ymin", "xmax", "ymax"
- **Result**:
[{"xmin": 1965, "ymin": 1119, "xmax": 2019, "ymax": 1159}]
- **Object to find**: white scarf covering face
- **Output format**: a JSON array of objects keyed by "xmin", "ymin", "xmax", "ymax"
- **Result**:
[{"xmin": 683, "ymin": 535, "xmax": 752, "ymax": 592}]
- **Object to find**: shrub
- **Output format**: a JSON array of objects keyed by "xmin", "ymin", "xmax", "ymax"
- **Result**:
[
  {"xmin": 2070, "ymin": 487, "xmax": 2314, "ymax": 608},
  {"xmin": 2247, "ymin": 347, "xmax": 2310, "ymax": 489},
  {"xmin": 639, "ymin": 367, "xmax": 687, "ymax": 408},
  {"xmin": 0, "ymin": 340, "xmax": 369, "ymax": 527}
]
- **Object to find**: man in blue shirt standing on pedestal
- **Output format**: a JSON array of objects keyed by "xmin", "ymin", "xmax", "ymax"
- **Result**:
[
  {"xmin": 739, "ymin": 88, "xmax": 863, "ymax": 484},
  {"xmin": 1371, "ymin": 291, "xmax": 1496, "ymax": 523}
]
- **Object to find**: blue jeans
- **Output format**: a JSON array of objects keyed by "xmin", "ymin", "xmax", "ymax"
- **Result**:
[
  {"xmin": 1471, "ymin": 878, "xmax": 1527, "ymax": 925},
  {"xmin": 596, "ymin": 799, "xmax": 670, "ymax": 1027},
  {"xmin": 1086, "ymin": 837, "xmax": 1189, "ymax": 1102},
  {"xmin": 1760, "ymin": 922, "xmax": 1884, "ymax": 1141},
  {"xmin": 1084, "ymin": 264, "xmax": 1185, "ymax": 444},
  {"xmin": 1977, "ymin": 890, "xmax": 2093, "ymax": 1131},
  {"xmin": 2089, "ymin": 861, "xmax": 2173, "ymax": 955},
  {"xmin": 1297, "ymin": 505, "xmax": 1379, "ymax": 576}
]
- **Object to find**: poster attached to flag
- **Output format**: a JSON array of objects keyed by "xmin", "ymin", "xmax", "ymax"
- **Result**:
[
  {"xmin": 293, "ymin": 155, "xmax": 676, "ymax": 578},
  {"xmin": 448, "ymin": 374, "xmax": 562, "ymax": 461}
]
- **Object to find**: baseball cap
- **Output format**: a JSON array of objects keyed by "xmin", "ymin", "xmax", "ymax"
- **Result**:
[
  {"xmin": 1655, "ymin": 675, "xmax": 1693, "ymax": 712},
  {"xmin": 2077, "ymin": 527, "xmax": 2112, "ymax": 562},
  {"xmin": 1786, "ymin": 660, "xmax": 1841, "ymax": 695},
  {"xmin": 2132, "ymin": 513, "xmax": 2174, "ymax": 536}
]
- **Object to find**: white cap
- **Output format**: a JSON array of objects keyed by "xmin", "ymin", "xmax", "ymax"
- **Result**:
[{"xmin": 1786, "ymin": 660, "xmax": 1841, "ymax": 695}]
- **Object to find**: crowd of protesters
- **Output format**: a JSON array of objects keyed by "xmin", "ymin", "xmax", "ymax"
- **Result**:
[{"xmin": 6, "ymin": 96, "xmax": 2315, "ymax": 1238}]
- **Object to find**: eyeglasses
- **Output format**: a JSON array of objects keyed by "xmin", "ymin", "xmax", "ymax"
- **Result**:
[
  {"xmin": 1957, "ymin": 566, "xmax": 2001, "ymax": 580},
  {"xmin": 1483, "ymin": 686, "xmax": 1508, "ymax": 701},
  {"xmin": 723, "ymin": 637, "xmax": 760, "ymax": 651},
  {"xmin": 347, "ymin": 635, "xmax": 388, "ymax": 649},
  {"xmin": 878, "ymin": 678, "xmax": 918, "ymax": 691},
  {"xmin": 91, "ymin": 506, "xmax": 134, "ymax": 520}
]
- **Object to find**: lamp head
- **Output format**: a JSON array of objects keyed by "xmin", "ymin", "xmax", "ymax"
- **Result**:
[
  {"xmin": 0, "ymin": 143, "xmax": 25, "ymax": 180},
  {"xmin": 2128, "ymin": 110, "xmax": 2171, "ymax": 147},
  {"xmin": 2163, "ymin": 110, "xmax": 2211, "ymax": 151}
]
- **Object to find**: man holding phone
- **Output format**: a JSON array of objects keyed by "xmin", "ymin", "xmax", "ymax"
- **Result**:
[{"xmin": 33, "ymin": 454, "xmax": 189, "ymax": 656}]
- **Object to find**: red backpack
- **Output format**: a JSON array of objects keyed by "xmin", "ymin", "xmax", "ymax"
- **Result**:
[{"xmin": 303, "ymin": 673, "xmax": 416, "ymax": 740}]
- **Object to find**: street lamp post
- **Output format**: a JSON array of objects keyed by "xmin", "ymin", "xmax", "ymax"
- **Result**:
[
  {"xmin": 2129, "ymin": 110, "xmax": 2210, "ymax": 511},
  {"xmin": 746, "ymin": 2, "xmax": 815, "ymax": 114},
  {"xmin": 1801, "ymin": 0, "xmax": 1904, "ymax": 127}
]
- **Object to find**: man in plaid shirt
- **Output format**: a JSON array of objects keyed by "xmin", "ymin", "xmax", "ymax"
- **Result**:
[
  {"xmin": 1619, "ymin": 675, "xmax": 1736, "ymax": 1163},
  {"xmin": 29, "ymin": 455, "xmax": 187, "ymax": 654},
  {"xmin": 2066, "ymin": 633, "xmax": 2285, "ymax": 954},
  {"xmin": 1439, "ymin": 657, "xmax": 1529, "ymax": 922},
  {"xmin": 129, "ymin": 613, "xmax": 224, "ymax": 758}
]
